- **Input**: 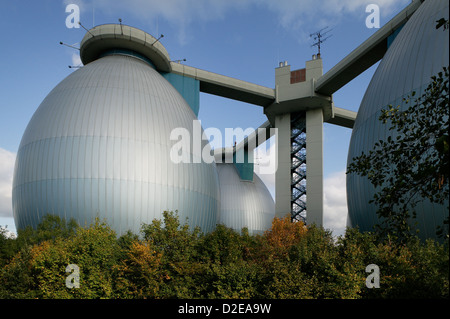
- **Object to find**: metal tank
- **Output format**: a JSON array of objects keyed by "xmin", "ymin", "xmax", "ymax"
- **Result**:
[
  {"xmin": 12, "ymin": 25, "xmax": 220, "ymax": 235},
  {"xmin": 346, "ymin": 0, "xmax": 449, "ymax": 239},
  {"xmin": 214, "ymin": 148, "xmax": 275, "ymax": 235}
]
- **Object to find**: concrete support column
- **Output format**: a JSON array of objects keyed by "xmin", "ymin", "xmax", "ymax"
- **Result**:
[
  {"xmin": 275, "ymin": 113, "xmax": 291, "ymax": 218},
  {"xmin": 271, "ymin": 58, "xmax": 325, "ymax": 225},
  {"xmin": 305, "ymin": 108, "xmax": 324, "ymax": 226}
]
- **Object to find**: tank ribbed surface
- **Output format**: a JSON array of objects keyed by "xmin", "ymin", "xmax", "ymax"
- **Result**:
[
  {"xmin": 12, "ymin": 54, "xmax": 220, "ymax": 235},
  {"xmin": 347, "ymin": 0, "xmax": 449, "ymax": 239}
]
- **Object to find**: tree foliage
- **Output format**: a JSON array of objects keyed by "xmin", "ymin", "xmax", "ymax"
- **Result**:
[
  {"xmin": 0, "ymin": 216, "xmax": 119, "ymax": 298},
  {"xmin": 1, "ymin": 212, "xmax": 448, "ymax": 299},
  {"xmin": 347, "ymin": 67, "xmax": 449, "ymax": 241}
]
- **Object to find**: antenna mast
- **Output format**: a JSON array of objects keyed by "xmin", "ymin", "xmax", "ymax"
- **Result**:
[{"xmin": 310, "ymin": 26, "xmax": 333, "ymax": 56}]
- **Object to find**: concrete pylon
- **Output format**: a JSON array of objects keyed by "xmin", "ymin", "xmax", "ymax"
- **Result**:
[{"xmin": 265, "ymin": 57, "xmax": 330, "ymax": 226}]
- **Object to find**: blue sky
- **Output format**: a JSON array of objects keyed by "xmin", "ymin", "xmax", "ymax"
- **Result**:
[{"xmin": 0, "ymin": 0, "xmax": 409, "ymax": 236}]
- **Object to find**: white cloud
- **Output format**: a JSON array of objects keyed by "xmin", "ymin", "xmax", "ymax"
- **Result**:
[
  {"xmin": 72, "ymin": 52, "xmax": 83, "ymax": 67},
  {"xmin": 90, "ymin": 0, "xmax": 409, "ymax": 44},
  {"xmin": 323, "ymin": 170, "xmax": 348, "ymax": 237},
  {"xmin": 93, "ymin": 0, "xmax": 249, "ymax": 45},
  {"xmin": 260, "ymin": 0, "xmax": 410, "ymax": 40},
  {"xmin": 0, "ymin": 148, "xmax": 16, "ymax": 218},
  {"xmin": 94, "ymin": 0, "xmax": 248, "ymax": 24}
]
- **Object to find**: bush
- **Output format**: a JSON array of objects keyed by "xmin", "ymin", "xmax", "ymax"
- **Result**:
[{"xmin": 0, "ymin": 212, "xmax": 448, "ymax": 299}]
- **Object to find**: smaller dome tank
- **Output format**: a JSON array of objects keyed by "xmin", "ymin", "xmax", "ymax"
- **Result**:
[{"xmin": 215, "ymin": 149, "xmax": 275, "ymax": 235}]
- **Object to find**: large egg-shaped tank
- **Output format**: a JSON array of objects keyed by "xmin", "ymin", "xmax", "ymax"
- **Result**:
[
  {"xmin": 215, "ymin": 158, "xmax": 275, "ymax": 235},
  {"xmin": 12, "ymin": 25, "xmax": 220, "ymax": 235},
  {"xmin": 347, "ymin": 0, "xmax": 449, "ymax": 239}
]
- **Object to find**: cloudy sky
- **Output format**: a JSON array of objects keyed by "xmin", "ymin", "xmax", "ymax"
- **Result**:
[{"xmin": 0, "ymin": 0, "xmax": 410, "ymax": 236}]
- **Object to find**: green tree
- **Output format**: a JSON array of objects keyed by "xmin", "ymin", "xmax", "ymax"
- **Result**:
[
  {"xmin": 62, "ymin": 218, "xmax": 120, "ymax": 298},
  {"xmin": 198, "ymin": 224, "xmax": 262, "ymax": 298},
  {"xmin": 0, "ymin": 245, "xmax": 39, "ymax": 298},
  {"xmin": 113, "ymin": 239, "xmax": 163, "ymax": 298},
  {"xmin": 140, "ymin": 211, "xmax": 205, "ymax": 298},
  {"xmin": 0, "ymin": 226, "xmax": 17, "ymax": 268},
  {"xmin": 436, "ymin": 18, "xmax": 449, "ymax": 30},
  {"xmin": 2, "ymin": 212, "xmax": 448, "ymax": 299},
  {"xmin": 0, "ymin": 217, "xmax": 120, "ymax": 298},
  {"xmin": 347, "ymin": 67, "xmax": 449, "ymax": 241},
  {"xmin": 15, "ymin": 214, "xmax": 79, "ymax": 248}
]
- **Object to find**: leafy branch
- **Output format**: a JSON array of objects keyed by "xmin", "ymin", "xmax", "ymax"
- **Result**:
[{"xmin": 347, "ymin": 66, "xmax": 449, "ymax": 241}]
